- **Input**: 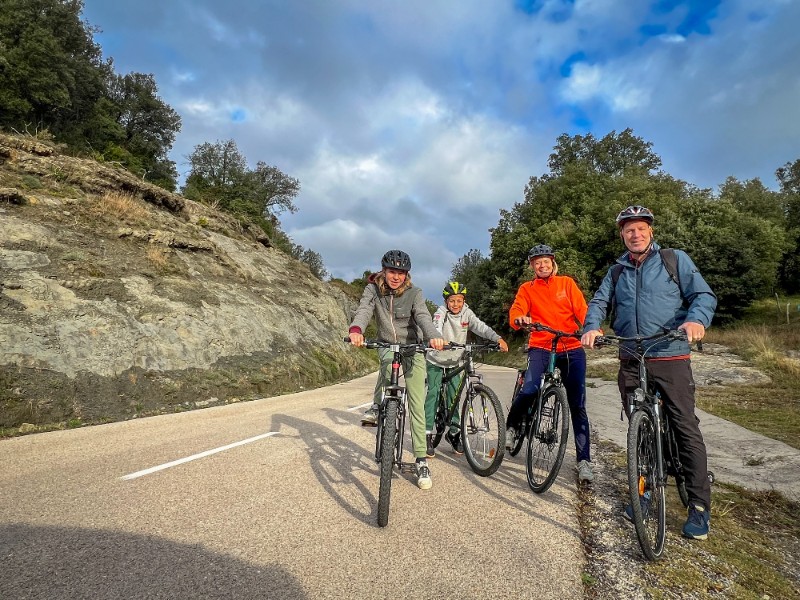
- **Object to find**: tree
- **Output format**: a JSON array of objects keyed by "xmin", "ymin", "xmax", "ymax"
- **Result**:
[
  {"xmin": 104, "ymin": 72, "xmax": 181, "ymax": 189},
  {"xmin": 0, "ymin": 0, "xmax": 110, "ymax": 141},
  {"xmin": 547, "ymin": 128, "xmax": 662, "ymax": 177},
  {"xmin": 182, "ymin": 139, "xmax": 299, "ymax": 220},
  {"xmin": 480, "ymin": 131, "xmax": 788, "ymax": 326}
]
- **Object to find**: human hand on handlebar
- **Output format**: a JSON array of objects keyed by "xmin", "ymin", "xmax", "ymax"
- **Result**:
[
  {"xmin": 513, "ymin": 316, "xmax": 533, "ymax": 328},
  {"xmin": 498, "ymin": 338, "xmax": 509, "ymax": 352},
  {"xmin": 347, "ymin": 332, "xmax": 365, "ymax": 347},
  {"xmin": 580, "ymin": 329, "xmax": 602, "ymax": 349},
  {"xmin": 678, "ymin": 321, "xmax": 705, "ymax": 343},
  {"xmin": 429, "ymin": 338, "xmax": 445, "ymax": 351}
]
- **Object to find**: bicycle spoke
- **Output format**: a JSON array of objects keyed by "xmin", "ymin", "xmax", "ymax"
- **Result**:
[{"xmin": 461, "ymin": 384, "xmax": 505, "ymax": 477}]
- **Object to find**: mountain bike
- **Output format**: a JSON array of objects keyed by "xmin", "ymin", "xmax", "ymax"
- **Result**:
[
  {"xmin": 594, "ymin": 329, "xmax": 712, "ymax": 560},
  {"xmin": 430, "ymin": 342, "xmax": 505, "ymax": 476},
  {"xmin": 507, "ymin": 323, "xmax": 577, "ymax": 493},
  {"xmin": 345, "ymin": 338, "xmax": 427, "ymax": 527}
]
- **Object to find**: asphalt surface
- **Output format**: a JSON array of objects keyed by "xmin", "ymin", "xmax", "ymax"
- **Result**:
[
  {"xmin": 5, "ymin": 364, "xmax": 796, "ymax": 599},
  {"xmin": 0, "ymin": 365, "xmax": 584, "ymax": 600}
]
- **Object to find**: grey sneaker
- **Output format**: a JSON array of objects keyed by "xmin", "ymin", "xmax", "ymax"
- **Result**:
[
  {"xmin": 577, "ymin": 460, "xmax": 594, "ymax": 483},
  {"xmin": 361, "ymin": 404, "xmax": 379, "ymax": 427},
  {"xmin": 416, "ymin": 459, "xmax": 432, "ymax": 490}
]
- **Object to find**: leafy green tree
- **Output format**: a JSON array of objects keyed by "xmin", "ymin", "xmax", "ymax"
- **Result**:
[
  {"xmin": 479, "ymin": 131, "xmax": 788, "ymax": 326},
  {"xmin": 183, "ymin": 139, "xmax": 299, "ymax": 219},
  {"xmin": 104, "ymin": 72, "xmax": 181, "ymax": 189},
  {"xmin": 0, "ymin": 0, "xmax": 110, "ymax": 140}
]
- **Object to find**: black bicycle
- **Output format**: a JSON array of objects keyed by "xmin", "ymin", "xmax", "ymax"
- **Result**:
[
  {"xmin": 594, "ymin": 329, "xmax": 712, "ymax": 560},
  {"xmin": 345, "ymin": 338, "xmax": 427, "ymax": 527},
  {"xmin": 507, "ymin": 323, "xmax": 577, "ymax": 493},
  {"xmin": 430, "ymin": 342, "xmax": 505, "ymax": 476}
]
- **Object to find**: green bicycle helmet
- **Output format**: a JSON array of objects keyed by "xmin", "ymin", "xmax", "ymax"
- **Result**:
[{"xmin": 442, "ymin": 281, "xmax": 467, "ymax": 299}]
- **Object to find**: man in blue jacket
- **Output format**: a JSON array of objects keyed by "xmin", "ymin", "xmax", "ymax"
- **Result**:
[{"xmin": 581, "ymin": 205, "xmax": 717, "ymax": 540}]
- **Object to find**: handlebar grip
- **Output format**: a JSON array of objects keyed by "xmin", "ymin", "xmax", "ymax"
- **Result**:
[{"xmin": 343, "ymin": 336, "xmax": 351, "ymax": 343}]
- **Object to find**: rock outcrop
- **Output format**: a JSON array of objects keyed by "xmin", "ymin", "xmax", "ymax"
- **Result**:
[{"xmin": 0, "ymin": 132, "xmax": 374, "ymax": 431}]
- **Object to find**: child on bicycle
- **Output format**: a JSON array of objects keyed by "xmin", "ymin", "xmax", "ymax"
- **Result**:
[
  {"xmin": 347, "ymin": 250, "xmax": 445, "ymax": 490},
  {"xmin": 507, "ymin": 244, "xmax": 594, "ymax": 484},
  {"xmin": 424, "ymin": 282, "xmax": 508, "ymax": 457}
]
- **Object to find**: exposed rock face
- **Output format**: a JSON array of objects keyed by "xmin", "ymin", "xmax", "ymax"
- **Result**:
[{"xmin": 0, "ymin": 132, "xmax": 374, "ymax": 430}]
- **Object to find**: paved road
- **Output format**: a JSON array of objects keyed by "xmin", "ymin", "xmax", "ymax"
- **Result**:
[{"xmin": 0, "ymin": 365, "xmax": 585, "ymax": 600}]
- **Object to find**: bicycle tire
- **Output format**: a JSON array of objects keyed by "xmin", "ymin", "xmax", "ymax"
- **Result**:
[
  {"xmin": 508, "ymin": 370, "xmax": 526, "ymax": 457},
  {"xmin": 627, "ymin": 409, "xmax": 666, "ymax": 560},
  {"xmin": 526, "ymin": 384, "xmax": 569, "ymax": 493},
  {"xmin": 461, "ymin": 383, "xmax": 505, "ymax": 477},
  {"xmin": 377, "ymin": 398, "xmax": 399, "ymax": 527}
]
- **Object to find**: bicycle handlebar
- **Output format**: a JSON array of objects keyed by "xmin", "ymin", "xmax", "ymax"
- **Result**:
[
  {"xmin": 517, "ymin": 321, "xmax": 581, "ymax": 340},
  {"xmin": 343, "ymin": 337, "xmax": 429, "ymax": 352},
  {"xmin": 594, "ymin": 329, "xmax": 686, "ymax": 348}
]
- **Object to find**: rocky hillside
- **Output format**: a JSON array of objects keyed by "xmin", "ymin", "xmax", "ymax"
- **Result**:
[{"xmin": 0, "ymin": 132, "xmax": 375, "ymax": 433}]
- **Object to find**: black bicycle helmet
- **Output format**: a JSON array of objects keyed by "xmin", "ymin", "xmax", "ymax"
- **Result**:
[
  {"xmin": 616, "ymin": 205, "xmax": 654, "ymax": 226},
  {"xmin": 381, "ymin": 249, "xmax": 411, "ymax": 271},
  {"xmin": 527, "ymin": 244, "xmax": 555, "ymax": 260},
  {"xmin": 442, "ymin": 281, "xmax": 467, "ymax": 299}
]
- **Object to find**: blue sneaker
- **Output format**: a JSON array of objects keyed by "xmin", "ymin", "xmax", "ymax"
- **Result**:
[
  {"xmin": 623, "ymin": 492, "xmax": 651, "ymax": 522},
  {"xmin": 682, "ymin": 504, "xmax": 710, "ymax": 540}
]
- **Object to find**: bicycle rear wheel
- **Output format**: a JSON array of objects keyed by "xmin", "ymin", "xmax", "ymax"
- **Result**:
[
  {"xmin": 526, "ymin": 384, "xmax": 569, "ymax": 493},
  {"xmin": 377, "ymin": 398, "xmax": 399, "ymax": 527},
  {"xmin": 461, "ymin": 383, "xmax": 505, "ymax": 477},
  {"xmin": 627, "ymin": 410, "xmax": 666, "ymax": 560}
]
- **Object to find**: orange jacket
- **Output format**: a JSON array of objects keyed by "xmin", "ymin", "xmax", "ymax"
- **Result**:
[{"xmin": 508, "ymin": 275, "xmax": 587, "ymax": 352}]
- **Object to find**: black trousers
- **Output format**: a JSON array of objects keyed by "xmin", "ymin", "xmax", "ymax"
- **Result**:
[{"xmin": 618, "ymin": 358, "xmax": 711, "ymax": 512}]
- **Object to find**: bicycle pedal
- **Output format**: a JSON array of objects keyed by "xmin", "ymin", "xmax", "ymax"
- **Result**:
[{"xmin": 360, "ymin": 420, "xmax": 378, "ymax": 427}]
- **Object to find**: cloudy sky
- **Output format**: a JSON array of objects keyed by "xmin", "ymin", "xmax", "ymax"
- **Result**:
[{"xmin": 81, "ymin": 0, "xmax": 800, "ymax": 300}]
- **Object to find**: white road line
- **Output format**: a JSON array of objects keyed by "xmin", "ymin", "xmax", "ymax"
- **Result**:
[
  {"xmin": 121, "ymin": 432, "xmax": 279, "ymax": 480},
  {"xmin": 347, "ymin": 401, "xmax": 373, "ymax": 412}
]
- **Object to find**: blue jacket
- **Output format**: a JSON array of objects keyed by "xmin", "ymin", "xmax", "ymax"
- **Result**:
[{"xmin": 583, "ymin": 242, "xmax": 717, "ymax": 358}]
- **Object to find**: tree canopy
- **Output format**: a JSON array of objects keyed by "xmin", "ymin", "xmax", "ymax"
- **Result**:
[
  {"xmin": 456, "ymin": 130, "xmax": 795, "ymax": 329},
  {"xmin": 0, "ymin": 0, "xmax": 181, "ymax": 189}
]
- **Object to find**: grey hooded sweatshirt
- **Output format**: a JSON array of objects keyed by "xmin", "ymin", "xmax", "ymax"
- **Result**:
[
  {"xmin": 426, "ymin": 303, "xmax": 501, "ymax": 368},
  {"xmin": 349, "ymin": 278, "xmax": 440, "ymax": 346}
]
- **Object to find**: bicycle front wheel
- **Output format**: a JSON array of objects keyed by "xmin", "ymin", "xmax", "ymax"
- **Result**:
[
  {"xmin": 526, "ymin": 385, "xmax": 569, "ymax": 493},
  {"xmin": 377, "ymin": 398, "xmax": 399, "ymax": 527},
  {"xmin": 627, "ymin": 409, "xmax": 666, "ymax": 560},
  {"xmin": 461, "ymin": 383, "xmax": 505, "ymax": 477}
]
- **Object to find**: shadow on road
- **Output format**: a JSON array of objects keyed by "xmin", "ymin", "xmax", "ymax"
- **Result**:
[
  {"xmin": 270, "ymin": 410, "xmax": 387, "ymax": 528},
  {"xmin": 0, "ymin": 523, "xmax": 307, "ymax": 599}
]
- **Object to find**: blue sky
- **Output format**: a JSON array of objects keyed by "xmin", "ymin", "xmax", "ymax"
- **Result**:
[{"xmin": 81, "ymin": 0, "xmax": 800, "ymax": 301}]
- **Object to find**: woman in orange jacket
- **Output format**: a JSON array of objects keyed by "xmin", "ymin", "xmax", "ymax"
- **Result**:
[{"xmin": 506, "ymin": 244, "xmax": 594, "ymax": 483}]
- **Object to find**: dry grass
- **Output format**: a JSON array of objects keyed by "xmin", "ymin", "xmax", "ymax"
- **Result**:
[
  {"xmin": 90, "ymin": 191, "xmax": 149, "ymax": 222},
  {"xmin": 145, "ymin": 246, "xmax": 170, "ymax": 270}
]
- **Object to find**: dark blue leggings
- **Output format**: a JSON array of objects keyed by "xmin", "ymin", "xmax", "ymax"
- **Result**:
[{"xmin": 507, "ymin": 347, "xmax": 590, "ymax": 463}]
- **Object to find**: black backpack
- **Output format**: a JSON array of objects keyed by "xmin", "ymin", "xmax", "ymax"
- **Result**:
[{"xmin": 609, "ymin": 248, "xmax": 684, "ymax": 320}]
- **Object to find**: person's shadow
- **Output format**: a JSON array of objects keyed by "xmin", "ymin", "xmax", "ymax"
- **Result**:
[
  {"xmin": 0, "ymin": 523, "xmax": 307, "ymax": 599},
  {"xmin": 270, "ymin": 408, "xmax": 421, "ymax": 527}
]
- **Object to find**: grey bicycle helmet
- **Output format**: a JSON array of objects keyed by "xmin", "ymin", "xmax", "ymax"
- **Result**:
[
  {"xmin": 381, "ymin": 249, "xmax": 411, "ymax": 271},
  {"xmin": 616, "ymin": 205, "xmax": 654, "ymax": 226},
  {"xmin": 527, "ymin": 244, "xmax": 555, "ymax": 260}
]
